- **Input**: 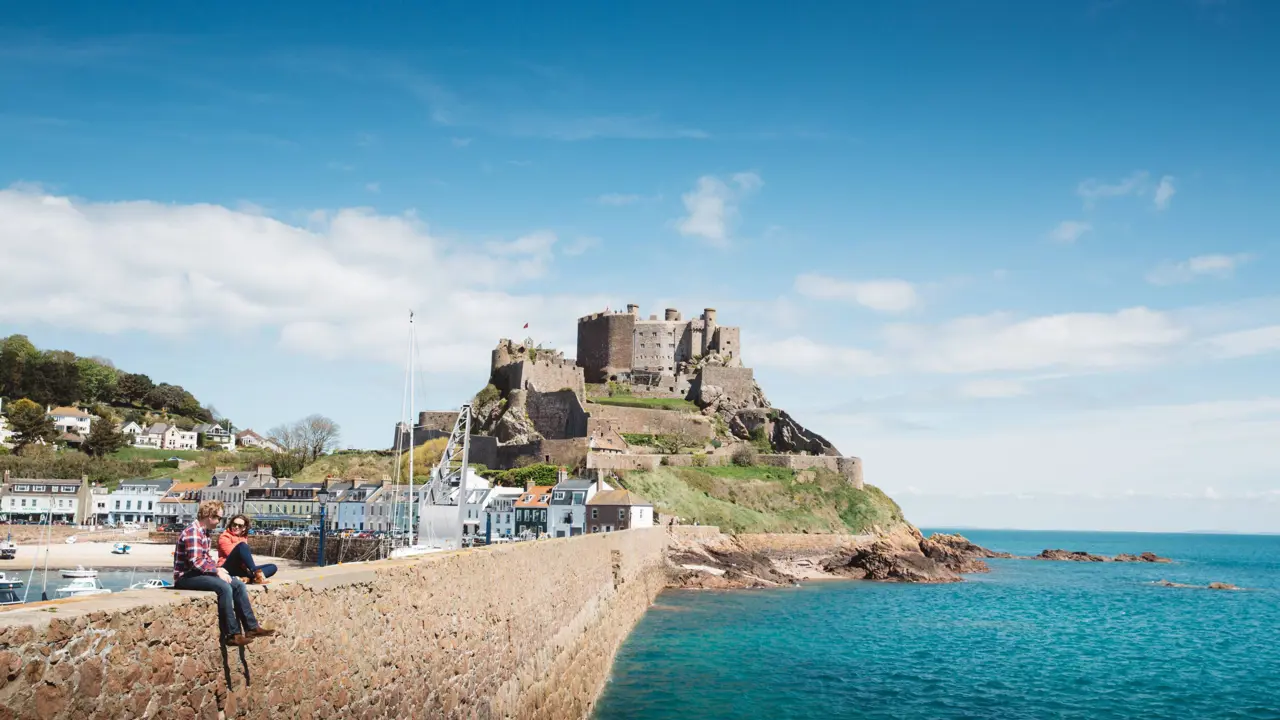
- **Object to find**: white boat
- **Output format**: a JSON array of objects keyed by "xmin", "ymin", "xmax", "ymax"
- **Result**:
[
  {"xmin": 54, "ymin": 577, "xmax": 112, "ymax": 598},
  {"xmin": 128, "ymin": 578, "xmax": 172, "ymax": 590},
  {"xmin": 0, "ymin": 538, "xmax": 16, "ymax": 560},
  {"xmin": 0, "ymin": 576, "xmax": 22, "ymax": 606},
  {"xmin": 61, "ymin": 565, "xmax": 98, "ymax": 579}
]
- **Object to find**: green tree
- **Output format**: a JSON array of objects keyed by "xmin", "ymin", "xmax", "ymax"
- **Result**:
[
  {"xmin": 7, "ymin": 398, "xmax": 56, "ymax": 449},
  {"xmin": 116, "ymin": 373, "xmax": 154, "ymax": 405},
  {"xmin": 82, "ymin": 417, "xmax": 127, "ymax": 457},
  {"xmin": 75, "ymin": 357, "xmax": 119, "ymax": 404},
  {"xmin": 0, "ymin": 335, "xmax": 38, "ymax": 399}
]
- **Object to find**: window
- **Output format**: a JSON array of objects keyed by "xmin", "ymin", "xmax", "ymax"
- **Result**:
[
  {"xmin": 553, "ymin": 491, "xmax": 564, "ymax": 500},
  {"xmin": 573, "ymin": 492, "xmax": 584, "ymax": 504},
  {"xmin": 148, "ymin": 501, "xmax": 153, "ymax": 510},
  {"xmin": 114, "ymin": 501, "xmax": 120, "ymax": 510},
  {"xmin": 618, "ymin": 509, "xmax": 625, "ymax": 519},
  {"xmin": 591, "ymin": 508, "xmax": 598, "ymax": 519},
  {"xmin": 15, "ymin": 485, "xmax": 29, "ymax": 492}
]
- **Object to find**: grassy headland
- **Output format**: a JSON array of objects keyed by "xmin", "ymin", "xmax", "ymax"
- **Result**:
[{"xmin": 614, "ymin": 465, "xmax": 905, "ymax": 534}]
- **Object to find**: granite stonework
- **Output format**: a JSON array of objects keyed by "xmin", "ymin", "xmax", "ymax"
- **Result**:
[{"xmin": 0, "ymin": 527, "xmax": 681, "ymax": 719}]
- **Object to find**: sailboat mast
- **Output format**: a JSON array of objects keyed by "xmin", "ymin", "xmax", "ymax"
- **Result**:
[{"xmin": 407, "ymin": 310, "xmax": 415, "ymax": 547}]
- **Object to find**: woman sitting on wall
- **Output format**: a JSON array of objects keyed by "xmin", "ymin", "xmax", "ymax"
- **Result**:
[{"xmin": 218, "ymin": 514, "xmax": 277, "ymax": 585}]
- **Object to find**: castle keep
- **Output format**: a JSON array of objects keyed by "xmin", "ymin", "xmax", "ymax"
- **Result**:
[{"xmin": 576, "ymin": 305, "xmax": 741, "ymax": 384}]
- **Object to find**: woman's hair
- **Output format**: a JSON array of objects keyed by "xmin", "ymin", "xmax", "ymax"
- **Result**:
[
  {"xmin": 227, "ymin": 514, "xmax": 251, "ymax": 531},
  {"xmin": 197, "ymin": 499, "xmax": 224, "ymax": 520}
]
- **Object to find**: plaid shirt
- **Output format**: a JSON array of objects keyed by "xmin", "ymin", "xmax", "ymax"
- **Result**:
[{"xmin": 173, "ymin": 522, "xmax": 218, "ymax": 582}]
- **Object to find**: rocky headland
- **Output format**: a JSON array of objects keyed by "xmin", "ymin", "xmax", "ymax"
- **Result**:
[{"xmin": 665, "ymin": 527, "xmax": 1182, "ymax": 589}]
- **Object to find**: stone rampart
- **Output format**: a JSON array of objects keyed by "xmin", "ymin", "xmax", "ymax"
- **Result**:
[
  {"xmin": 585, "ymin": 453, "xmax": 863, "ymax": 489},
  {"xmin": 0, "ymin": 527, "xmax": 681, "ymax": 719},
  {"xmin": 756, "ymin": 454, "xmax": 864, "ymax": 489},
  {"xmin": 526, "ymin": 389, "xmax": 589, "ymax": 440},
  {"xmin": 491, "ymin": 359, "xmax": 585, "ymax": 399},
  {"xmin": 417, "ymin": 411, "xmax": 460, "ymax": 433},
  {"xmin": 693, "ymin": 366, "xmax": 755, "ymax": 404},
  {"xmin": 585, "ymin": 405, "xmax": 714, "ymax": 440}
]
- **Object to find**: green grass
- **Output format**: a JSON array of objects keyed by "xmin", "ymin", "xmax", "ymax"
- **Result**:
[
  {"xmin": 111, "ymin": 447, "xmax": 206, "ymax": 462},
  {"xmin": 614, "ymin": 465, "xmax": 906, "ymax": 535},
  {"xmin": 587, "ymin": 396, "xmax": 698, "ymax": 412}
]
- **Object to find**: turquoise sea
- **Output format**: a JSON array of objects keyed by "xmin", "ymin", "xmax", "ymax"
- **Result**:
[{"xmin": 594, "ymin": 530, "xmax": 1280, "ymax": 720}]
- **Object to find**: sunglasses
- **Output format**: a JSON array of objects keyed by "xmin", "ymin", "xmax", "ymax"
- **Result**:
[{"xmin": 231, "ymin": 522, "xmax": 246, "ymax": 528}]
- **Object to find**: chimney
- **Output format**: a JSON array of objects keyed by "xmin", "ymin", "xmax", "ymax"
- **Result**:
[
  {"xmin": 626, "ymin": 303, "xmax": 639, "ymax": 316},
  {"xmin": 525, "ymin": 480, "xmax": 535, "ymax": 492},
  {"xmin": 556, "ymin": 466, "xmax": 568, "ymax": 484},
  {"xmin": 594, "ymin": 474, "xmax": 602, "ymax": 494},
  {"xmin": 2, "ymin": 470, "xmax": 9, "ymax": 484}
]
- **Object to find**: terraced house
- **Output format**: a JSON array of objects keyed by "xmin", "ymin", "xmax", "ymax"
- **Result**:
[
  {"xmin": 0, "ymin": 473, "xmax": 96, "ymax": 524},
  {"xmin": 514, "ymin": 484, "xmax": 553, "ymax": 539}
]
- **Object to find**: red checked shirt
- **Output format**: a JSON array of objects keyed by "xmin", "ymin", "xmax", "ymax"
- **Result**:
[{"xmin": 173, "ymin": 521, "xmax": 219, "ymax": 582}]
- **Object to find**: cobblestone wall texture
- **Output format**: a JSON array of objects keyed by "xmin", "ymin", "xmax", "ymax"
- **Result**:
[
  {"xmin": 0, "ymin": 527, "xmax": 676, "ymax": 719},
  {"xmin": 585, "ymin": 405, "xmax": 714, "ymax": 439}
]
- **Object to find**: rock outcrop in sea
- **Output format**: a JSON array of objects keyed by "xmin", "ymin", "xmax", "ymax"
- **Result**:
[{"xmin": 1035, "ymin": 549, "xmax": 1172, "ymax": 563}]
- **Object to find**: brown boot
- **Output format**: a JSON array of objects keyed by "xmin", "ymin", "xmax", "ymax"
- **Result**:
[
  {"xmin": 245, "ymin": 626, "xmax": 277, "ymax": 639},
  {"xmin": 224, "ymin": 633, "xmax": 253, "ymax": 646},
  {"xmin": 252, "ymin": 570, "xmax": 271, "ymax": 585}
]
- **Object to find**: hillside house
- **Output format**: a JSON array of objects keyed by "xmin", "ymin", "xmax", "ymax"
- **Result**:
[
  {"xmin": 46, "ymin": 406, "xmax": 91, "ymax": 436},
  {"xmin": 155, "ymin": 482, "xmax": 206, "ymax": 527},
  {"xmin": 586, "ymin": 489, "xmax": 655, "ymax": 533},
  {"xmin": 236, "ymin": 429, "xmax": 283, "ymax": 453},
  {"xmin": 193, "ymin": 423, "xmax": 235, "ymax": 452},
  {"xmin": 119, "ymin": 421, "xmax": 143, "ymax": 440}
]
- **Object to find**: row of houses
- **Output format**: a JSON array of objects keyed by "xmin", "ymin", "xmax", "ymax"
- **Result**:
[{"xmin": 0, "ymin": 465, "xmax": 656, "ymax": 542}]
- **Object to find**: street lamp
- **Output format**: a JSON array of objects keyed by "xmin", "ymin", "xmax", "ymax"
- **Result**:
[{"xmin": 316, "ymin": 479, "xmax": 331, "ymax": 567}]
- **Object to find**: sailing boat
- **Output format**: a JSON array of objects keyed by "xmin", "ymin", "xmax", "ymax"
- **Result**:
[{"xmin": 389, "ymin": 311, "xmax": 438, "ymax": 560}]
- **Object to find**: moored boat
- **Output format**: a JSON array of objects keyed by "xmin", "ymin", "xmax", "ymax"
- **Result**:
[
  {"xmin": 54, "ymin": 577, "xmax": 111, "ymax": 598},
  {"xmin": 61, "ymin": 565, "xmax": 99, "ymax": 579}
]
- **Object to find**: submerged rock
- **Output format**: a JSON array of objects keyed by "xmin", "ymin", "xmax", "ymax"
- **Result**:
[
  {"xmin": 1036, "ymin": 549, "xmax": 1173, "ymax": 563},
  {"xmin": 1153, "ymin": 580, "xmax": 1239, "ymax": 591}
]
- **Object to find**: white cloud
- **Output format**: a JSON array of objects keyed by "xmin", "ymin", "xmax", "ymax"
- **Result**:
[
  {"xmin": 1049, "ymin": 220, "xmax": 1093, "ymax": 244},
  {"xmin": 1207, "ymin": 325, "xmax": 1280, "ymax": 359},
  {"xmin": 1146, "ymin": 253, "xmax": 1251, "ymax": 285},
  {"xmin": 751, "ymin": 336, "xmax": 890, "ymax": 375},
  {"xmin": 1154, "ymin": 175, "xmax": 1176, "ymax": 210},
  {"xmin": 1076, "ymin": 170, "xmax": 1151, "ymax": 207},
  {"xmin": 887, "ymin": 307, "xmax": 1188, "ymax": 374},
  {"xmin": 794, "ymin": 274, "xmax": 920, "ymax": 313},
  {"xmin": 957, "ymin": 379, "xmax": 1028, "ymax": 399},
  {"xmin": 0, "ymin": 186, "xmax": 605, "ymax": 371},
  {"xmin": 674, "ymin": 172, "xmax": 762, "ymax": 248},
  {"xmin": 450, "ymin": 137, "xmax": 472, "ymax": 147},
  {"xmin": 562, "ymin": 236, "xmax": 600, "ymax": 256},
  {"xmin": 597, "ymin": 193, "xmax": 642, "ymax": 206}
]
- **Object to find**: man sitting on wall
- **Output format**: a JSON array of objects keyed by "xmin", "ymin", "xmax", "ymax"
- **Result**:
[{"xmin": 174, "ymin": 500, "xmax": 277, "ymax": 646}]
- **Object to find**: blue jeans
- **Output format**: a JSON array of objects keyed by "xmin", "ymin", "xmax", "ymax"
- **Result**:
[
  {"xmin": 175, "ymin": 573, "xmax": 259, "ymax": 639},
  {"xmin": 221, "ymin": 542, "xmax": 277, "ymax": 580}
]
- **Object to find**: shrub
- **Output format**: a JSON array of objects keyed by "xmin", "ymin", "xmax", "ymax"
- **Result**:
[
  {"xmin": 659, "ymin": 456, "xmax": 670, "ymax": 466},
  {"xmin": 653, "ymin": 434, "xmax": 681, "ymax": 454},
  {"xmin": 154, "ymin": 459, "xmax": 180, "ymax": 469},
  {"xmin": 731, "ymin": 445, "xmax": 758, "ymax": 467},
  {"xmin": 692, "ymin": 453, "xmax": 708, "ymax": 467},
  {"xmin": 710, "ymin": 439, "xmax": 722, "ymax": 449},
  {"xmin": 474, "ymin": 384, "xmax": 500, "ymax": 408}
]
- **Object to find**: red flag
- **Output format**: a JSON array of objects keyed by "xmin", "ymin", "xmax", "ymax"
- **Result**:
[{"xmin": 523, "ymin": 323, "xmax": 529, "ymax": 329}]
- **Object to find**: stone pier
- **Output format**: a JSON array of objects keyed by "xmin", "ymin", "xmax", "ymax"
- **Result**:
[{"xmin": 0, "ymin": 527, "xmax": 715, "ymax": 719}]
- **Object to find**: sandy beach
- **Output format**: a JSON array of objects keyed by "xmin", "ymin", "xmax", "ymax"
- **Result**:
[{"xmin": 0, "ymin": 541, "xmax": 298, "ymax": 572}]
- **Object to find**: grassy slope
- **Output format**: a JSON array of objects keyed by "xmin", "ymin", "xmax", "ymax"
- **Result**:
[
  {"xmin": 291, "ymin": 452, "xmax": 397, "ymax": 483},
  {"xmin": 615, "ymin": 465, "xmax": 906, "ymax": 534},
  {"xmin": 586, "ymin": 397, "xmax": 698, "ymax": 412}
]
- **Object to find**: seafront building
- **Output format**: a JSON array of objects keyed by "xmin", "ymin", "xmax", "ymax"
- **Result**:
[
  {"xmin": 0, "ymin": 473, "xmax": 97, "ymax": 524},
  {"xmin": 484, "ymin": 487, "xmax": 524, "ymax": 542},
  {"xmin": 548, "ymin": 474, "xmax": 613, "ymax": 538},
  {"xmin": 155, "ymin": 482, "xmax": 205, "ymax": 526},
  {"xmin": 514, "ymin": 485, "xmax": 553, "ymax": 539},
  {"xmin": 586, "ymin": 489, "xmax": 655, "ymax": 533},
  {"xmin": 200, "ymin": 465, "xmax": 276, "ymax": 517},
  {"xmin": 103, "ymin": 479, "xmax": 174, "ymax": 526}
]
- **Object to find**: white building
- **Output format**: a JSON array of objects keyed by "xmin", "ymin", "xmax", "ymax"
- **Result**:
[
  {"xmin": 0, "ymin": 474, "xmax": 97, "ymax": 524},
  {"xmin": 46, "ymin": 406, "xmax": 91, "ymax": 436},
  {"xmin": 105, "ymin": 479, "xmax": 174, "ymax": 525},
  {"xmin": 155, "ymin": 482, "xmax": 205, "ymax": 527},
  {"xmin": 120, "ymin": 421, "xmax": 144, "ymax": 441},
  {"xmin": 335, "ymin": 484, "xmax": 380, "ymax": 532},
  {"xmin": 483, "ymin": 487, "xmax": 524, "ymax": 542},
  {"xmin": 201, "ymin": 466, "xmax": 275, "ymax": 518},
  {"xmin": 236, "ymin": 429, "xmax": 283, "ymax": 453},
  {"xmin": 162, "ymin": 426, "xmax": 198, "ymax": 451},
  {"xmin": 547, "ymin": 473, "xmax": 613, "ymax": 539}
]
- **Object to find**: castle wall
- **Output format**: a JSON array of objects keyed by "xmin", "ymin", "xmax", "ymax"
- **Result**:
[
  {"xmin": 495, "ymin": 438, "xmax": 590, "ymax": 469},
  {"xmin": 586, "ymin": 406, "xmax": 715, "ymax": 440},
  {"xmin": 709, "ymin": 326, "xmax": 741, "ymax": 360},
  {"xmin": 576, "ymin": 313, "xmax": 636, "ymax": 383},
  {"xmin": 491, "ymin": 358, "xmax": 585, "ymax": 398},
  {"xmin": 586, "ymin": 452, "xmax": 863, "ymax": 488},
  {"xmin": 417, "ymin": 411, "xmax": 460, "ymax": 433},
  {"xmin": 526, "ymin": 389, "xmax": 589, "ymax": 440},
  {"xmin": 694, "ymin": 366, "xmax": 756, "ymax": 404},
  {"xmin": 0, "ymin": 528, "xmax": 681, "ymax": 720}
]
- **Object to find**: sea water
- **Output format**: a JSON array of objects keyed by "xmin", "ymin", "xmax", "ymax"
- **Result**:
[{"xmin": 594, "ymin": 530, "xmax": 1280, "ymax": 719}]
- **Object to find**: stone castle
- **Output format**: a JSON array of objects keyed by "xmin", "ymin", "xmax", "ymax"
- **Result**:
[{"xmin": 396, "ymin": 305, "xmax": 863, "ymax": 488}]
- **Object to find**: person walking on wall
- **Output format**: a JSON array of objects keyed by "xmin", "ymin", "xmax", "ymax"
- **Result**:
[
  {"xmin": 174, "ymin": 500, "xmax": 277, "ymax": 647},
  {"xmin": 219, "ymin": 514, "xmax": 276, "ymax": 585}
]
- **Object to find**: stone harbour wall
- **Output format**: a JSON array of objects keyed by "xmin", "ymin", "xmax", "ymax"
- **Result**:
[{"xmin": 0, "ymin": 527, "xmax": 680, "ymax": 719}]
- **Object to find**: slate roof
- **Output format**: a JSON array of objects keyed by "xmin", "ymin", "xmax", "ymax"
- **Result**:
[{"xmin": 586, "ymin": 489, "xmax": 653, "ymax": 507}]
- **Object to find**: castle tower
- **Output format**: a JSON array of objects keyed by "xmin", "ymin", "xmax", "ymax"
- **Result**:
[{"xmin": 665, "ymin": 308, "xmax": 680, "ymax": 321}]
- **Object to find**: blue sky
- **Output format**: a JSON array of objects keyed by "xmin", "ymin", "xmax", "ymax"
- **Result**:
[{"xmin": 2, "ymin": 0, "xmax": 1278, "ymax": 531}]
